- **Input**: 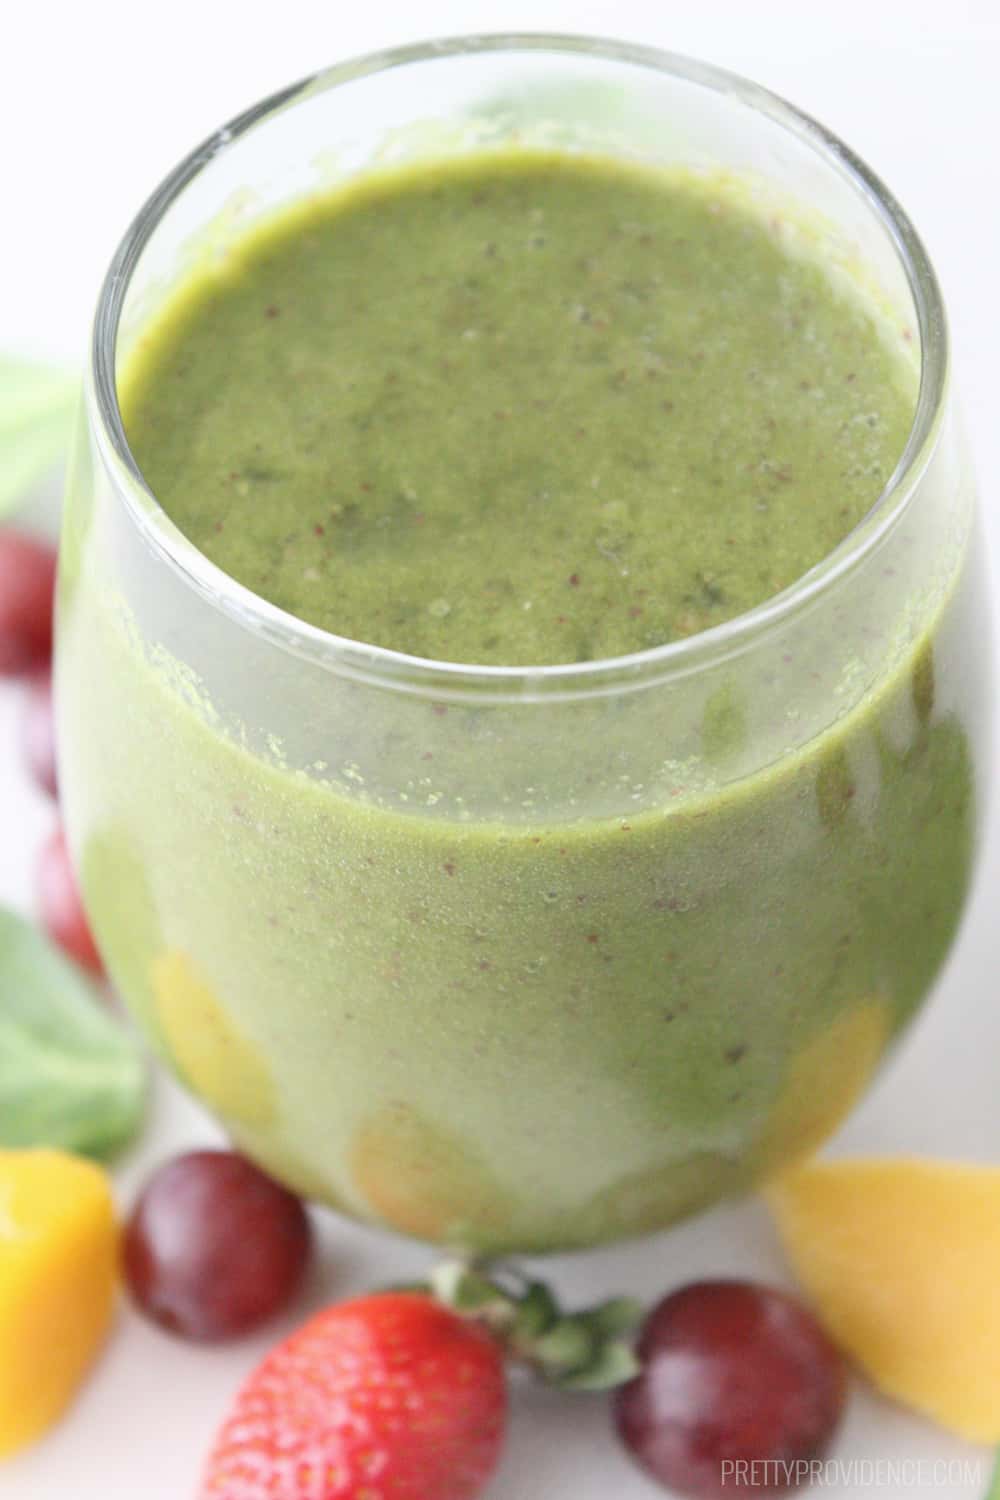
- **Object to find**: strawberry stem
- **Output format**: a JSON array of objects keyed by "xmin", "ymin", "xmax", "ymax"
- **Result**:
[{"xmin": 426, "ymin": 1260, "xmax": 642, "ymax": 1391}]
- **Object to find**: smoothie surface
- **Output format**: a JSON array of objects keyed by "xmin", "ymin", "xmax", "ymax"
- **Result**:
[{"xmin": 122, "ymin": 151, "xmax": 914, "ymax": 665}]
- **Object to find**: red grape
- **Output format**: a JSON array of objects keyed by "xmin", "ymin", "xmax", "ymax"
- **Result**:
[
  {"xmin": 20, "ymin": 669, "xmax": 58, "ymax": 797},
  {"xmin": 123, "ymin": 1151, "xmax": 313, "ymax": 1342},
  {"xmin": 614, "ymin": 1280, "xmax": 847, "ymax": 1499},
  {"xmin": 37, "ymin": 825, "xmax": 103, "ymax": 973},
  {"xmin": 0, "ymin": 531, "xmax": 57, "ymax": 676}
]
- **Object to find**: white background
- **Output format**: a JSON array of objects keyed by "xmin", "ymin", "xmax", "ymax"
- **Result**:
[{"xmin": 1, "ymin": 3, "xmax": 999, "ymax": 1497}]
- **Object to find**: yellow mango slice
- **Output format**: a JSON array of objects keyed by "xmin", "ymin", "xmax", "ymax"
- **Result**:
[
  {"xmin": 753, "ymin": 1001, "xmax": 889, "ymax": 1180},
  {"xmin": 152, "ymin": 950, "xmax": 276, "ymax": 1128},
  {"xmin": 351, "ymin": 1101, "xmax": 515, "ymax": 1248},
  {"xmin": 0, "ymin": 1149, "xmax": 118, "ymax": 1457},
  {"xmin": 767, "ymin": 1157, "xmax": 1000, "ymax": 1443}
]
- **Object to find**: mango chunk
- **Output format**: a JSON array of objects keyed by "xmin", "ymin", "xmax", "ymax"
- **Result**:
[
  {"xmin": 767, "ymin": 1157, "xmax": 1000, "ymax": 1443},
  {"xmin": 153, "ymin": 950, "xmax": 276, "ymax": 1128},
  {"xmin": 351, "ymin": 1101, "xmax": 515, "ymax": 1248},
  {"xmin": 0, "ymin": 1149, "xmax": 118, "ymax": 1456}
]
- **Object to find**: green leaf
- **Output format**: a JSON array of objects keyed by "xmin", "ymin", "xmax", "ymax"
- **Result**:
[
  {"xmin": 532, "ymin": 1316, "xmax": 596, "ymax": 1378},
  {"xmin": 0, "ymin": 357, "xmax": 79, "ymax": 518},
  {"xmin": 582, "ymin": 1296, "xmax": 644, "ymax": 1339},
  {"xmin": 0, "ymin": 906, "xmax": 145, "ymax": 1158},
  {"xmin": 557, "ymin": 1340, "xmax": 642, "ymax": 1392},
  {"xmin": 986, "ymin": 1452, "xmax": 1000, "ymax": 1500},
  {"xmin": 512, "ymin": 1280, "xmax": 558, "ymax": 1340},
  {"xmin": 430, "ymin": 1260, "xmax": 511, "ymax": 1317}
]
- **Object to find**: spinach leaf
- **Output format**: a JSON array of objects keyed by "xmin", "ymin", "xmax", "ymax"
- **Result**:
[
  {"xmin": 986, "ymin": 1453, "xmax": 1000, "ymax": 1500},
  {"xmin": 0, "ymin": 357, "xmax": 79, "ymax": 518},
  {"xmin": 0, "ymin": 906, "xmax": 145, "ymax": 1158}
]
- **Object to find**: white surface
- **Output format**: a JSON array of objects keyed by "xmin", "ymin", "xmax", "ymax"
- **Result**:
[{"xmin": 2, "ymin": 3, "xmax": 1000, "ymax": 1497}]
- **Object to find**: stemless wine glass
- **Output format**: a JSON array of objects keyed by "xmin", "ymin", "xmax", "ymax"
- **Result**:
[{"xmin": 56, "ymin": 35, "xmax": 990, "ymax": 1254}]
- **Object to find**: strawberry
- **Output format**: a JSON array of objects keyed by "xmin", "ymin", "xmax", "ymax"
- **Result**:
[{"xmin": 199, "ymin": 1292, "xmax": 506, "ymax": 1500}]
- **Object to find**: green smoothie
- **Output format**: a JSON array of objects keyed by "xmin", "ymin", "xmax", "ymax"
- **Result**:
[
  {"xmin": 122, "ymin": 153, "xmax": 913, "ymax": 665},
  {"xmin": 57, "ymin": 150, "xmax": 983, "ymax": 1253}
]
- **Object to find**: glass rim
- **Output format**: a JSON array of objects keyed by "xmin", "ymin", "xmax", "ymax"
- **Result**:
[{"xmin": 88, "ymin": 30, "xmax": 949, "ymax": 704}]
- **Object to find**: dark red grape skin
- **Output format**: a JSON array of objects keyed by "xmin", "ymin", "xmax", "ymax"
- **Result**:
[
  {"xmin": 123, "ymin": 1151, "xmax": 313, "ymax": 1342},
  {"xmin": 21, "ymin": 668, "xmax": 58, "ymax": 797},
  {"xmin": 0, "ymin": 531, "xmax": 57, "ymax": 676},
  {"xmin": 36, "ymin": 826, "xmax": 103, "ymax": 973},
  {"xmin": 614, "ymin": 1280, "xmax": 847, "ymax": 1499}
]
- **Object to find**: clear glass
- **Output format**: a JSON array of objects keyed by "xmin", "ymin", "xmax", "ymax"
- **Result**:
[{"xmin": 57, "ymin": 34, "xmax": 990, "ymax": 1253}]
